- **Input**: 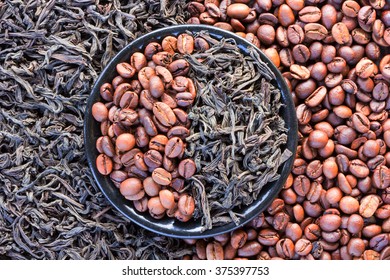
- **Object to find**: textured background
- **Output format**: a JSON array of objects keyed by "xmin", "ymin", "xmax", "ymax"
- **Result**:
[{"xmin": 0, "ymin": 0, "xmax": 193, "ymax": 260}]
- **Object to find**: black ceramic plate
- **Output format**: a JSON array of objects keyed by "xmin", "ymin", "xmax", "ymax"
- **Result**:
[{"xmin": 84, "ymin": 24, "xmax": 298, "ymax": 239}]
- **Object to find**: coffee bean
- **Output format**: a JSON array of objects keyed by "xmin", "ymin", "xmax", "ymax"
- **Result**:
[
  {"xmin": 319, "ymin": 214, "xmax": 341, "ymax": 232},
  {"xmin": 159, "ymin": 189, "xmax": 175, "ymax": 210},
  {"xmin": 287, "ymin": 24, "xmax": 305, "ymax": 44},
  {"xmin": 177, "ymin": 33, "xmax": 194, "ymax": 54},
  {"xmin": 178, "ymin": 158, "xmax": 196, "ymax": 179},
  {"xmin": 295, "ymin": 239, "xmax": 313, "ymax": 256},
  {"xmin": 349, "ymin": 159, "xmax": 370, "ymax": 178},
  {"xmin": 230, "ymin": 229, "xmax": 248, "ymax": 249},
  {"xmin": 299, "ymin": 6, "xmax": 321, "ymax": 23},
  {"xmin": 359, "ymin": 194, "xmax": 381, "ymax": 218},
  {"xmin": 164, "ymin": 137, "xmax": 184, "ymax": 159},
  {"xmin": 178, "ymin": 194, "xmax": 195, "ymax": 216},
  {"xmin": 332, "ymin": 22, "xmax": 351, "ymax": 45},
  {"xmin": 237, "ymin": 241, "xmax": 262, "ymax": 257},
  {"xmin": 304, "ymin": 23, "xmax": 328, "ymax": 41},
  {"xmin": 152, "ymin": 167, "xmax": 172, "ymax": 186},
  {"xmin": 308, "ymin": 130, "xmax": 328, "ymax": 149},
  {"xmin": 356, "ymin": 57, "xmax": 375, "ymax": 78},
  {"xmin": 96, "ymin": 154, "xmax": 113, "ymax": 175},
  {"xmin": 290, "ymin": 64, "xmax": 310, "ymax": 80},
  {"xmin": 257, "ymin": 229, "xmax": 280, "ymax": 246},
  {"xmin": 278, "ymin": 4, "xmax": 295, "ymax": 27},
  {"xmin": 206, "ymin": 241, "xmax": 224, "ymax": 260}
]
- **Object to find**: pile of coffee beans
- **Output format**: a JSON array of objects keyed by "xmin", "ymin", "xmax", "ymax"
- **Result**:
[
  {"xmin": 92, "ymin": 33, "xmax": 198, "ymax": 222},
  {"xmin": 181, "ymin": 0, "xmax": 390, "ymax": 260}
]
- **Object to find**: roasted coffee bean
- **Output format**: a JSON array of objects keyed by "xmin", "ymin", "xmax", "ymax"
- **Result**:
[
  {"xmin": 290, "ymin": 64, "xmax": 310, "ymax": 80},
  {"xmin": 356, "ymin": 57, "xmax": 375, "ymax": 78},
  {"xmin": 295, "ymin": 239, "xmax": 313, "ymax": 256},
  {"xmin": 332, "ymin": 22, "xmax": 351, "ymax": 45},
  {"xmin": 360, "ymin": 194, "xmax": 381, "ymax": 218},
  {"xmin": 258, "ymin": 229, "xmax": 280, "ymax": 246},
  {"xmin": 116, "ymin": 62, "xmax": 136, "ymax": 79},
  {"xmin": 165, "ymin": 137, "xmax": 184, "ymax": 158},
  {"xmin": 178, "ymin": 158, "xmax": 196, "ymax": 179},
  {"xmin": 278, "ymin": 4, "xmax": 295, "ymax": 27},
  {"xmin": 237, "ymin": 241, "xmax": 262, "ymax": 257},
  {"xmin": 178, "ymin": 194, "xmax": 195, "ymax": 216},
  {"xmin": 349, "ymin": 159, "xmax": 370, "ymax": 178},
  {"xmin": 298, "ymin": 7, "xmax": 321, "ymax": 23},
  {"xmin": 206, "ymin": 241, "xmax": 224, "ymax": 260},
  {"xmin": 159, "ymin": 189, "xmax": 175, "ymax": 210},
  {"xmin": 152, "ymin": 167, "xmax": 172, "ymax": 186},
  {"xmin": 319, "ymin": 214, "xmax": 341, "ymax": 232},
  {"xmin": 153, "ymin": 102, "xmax": 177, "ymax": 127},
  {"xmin": 177, "ymin": 33, "xmax": 194, "ymax": 55},
  {"xmin": 304, "ymin": 23, "xmax": 328, "ymax": 41},
  {"xmin": 287, "ymin": 24, "xmax": 305, "ymax": 44},
  {"xmin": 230, "ymin": 229, "xmax": 248, "ymax": 249},
  {"xmin": 96, "ymin": 154, "xmax": 113, "ymax": 175}
]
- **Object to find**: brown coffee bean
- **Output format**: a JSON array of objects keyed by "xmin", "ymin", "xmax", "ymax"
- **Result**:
[
  {"xmin": 305, "ymin": 86, "xmax": 327, "ymax": 108},
  {"xmin": 133, "ymin": 196, "xmax": 148, "ymax": 213},
  {"xmin": 148, "ymin": 196, "xmax": 166, "ymax": 216},
  {"xmin": 339, "ymin": 196, "xmax": 360, "ymax": 214},
  {"xmin": 120, "ymin": 177, "xmax": 143, "ymax": 197},
  {"xmin": 347, "ymin": 214, "xmax": 364, "ymax": 234},
  {"xmin": 167, "ymin": 126, "xmax": 190, "ymax": 139},
  {"xmin": 143, "ymin": 177, "xmax": 161, "ymax": 197},
  {"xmin": 168, "ymin": 59, "xmax": 190, "ymax": 77},
  {"xmin": 164, "ymin": 137, "xmax": 184, "ymax": 158},
  {"xmin": 159, "ymin": 189, "xmax": 175, "ymax": 210},
  {"xmin": 351, "ymin": 112, "xmax": 370, "ymax": 133},
  {"xmin": 293, "ymin": 175, "xmax": 311, "ymax": 196},
  {"xmin": 287, "ymin": 24, "xmax": 305, "ymax": 44},
  {"xmin": 267, "ymin": 198, "xmax": 285, "ymax": 215},
  {"xmin": 116, "ymin": 62, "xmax": 136, "ymax": 79},
  {"xmin": 153, "ymin": 102, "xmax": 176, "ymax": 127},
  {"xmin": 138, "ymin": 67, "xmax": 156, "ymax": 90},
  {"xmin": 176, "ymin": 92, "xmax": 194, "ymax": 107},
  {"xmin": 116, "ymin": 133, "xmax": 136, "ymax": 152},
  {"xmin": 319, "ymin": 214, "xmax": 341, "ymax": 232},
  {"xmin": 134, "ymin": 126, "xmax": 149, "ymax": 148},
  {"xmin": 96, "ymin": 154, "xmax": 113, "ymax": 175},
  {"xmin": 295, "ymin": 239, "xmax": 313, "ymax": 256},
  {"xmin": 226, "ymin": 3, "xmax": 250, "ymax": 19},
  {"xmin": 177, "ymin": 34, "xmax": 194, "ymax": 55},
  {"xmin": 356, "ymin": 57, "xmax": 375, "ymax": 79},
  {"xmin": 237, "ymin": 241, "xmax": 262, "ymax": 257},
  {"xmin": 278, "ymin": 4, "xmax": 295, "ymax": 27},
  {"xmin": 230, "ymin": 229, "xmax": 248, "ymax": 249},
  {"xmin": 130, "ymin": 52, "xmax": 147, "ymax": 72},
  {"xmin": 358, "ymin": 6, "xmax": 376, "ymax": 32},
  {"xmin": 342, "ymin": 1, "xmax": 360, "ymax": 18},
  {"xmin": 100, "ymin": 83, "xmax": 114, "ymax": 102},
  {"xmin": 347, "ymin": 238, "xmax": 366, "ymax": 257},
  {"xmin": 152, "ymin": 167, "xmax": 172, "ymax": 186},
  {"xmin": 178, "ymin": 194, "xmax": 195, "ymax": 216},
  {"xmin": 360, "ymin": 194, "xmax": 381, "ymax": 218},
  {"xmin": 380, "ymin": 246, "xmax": 390, "ymax": 260},
  {"xmin": 349, "ymin": 159, "xmax": 370, "ymax": 178},
  {"xmin": 92, "ymin": 102, "xmax": 108, "ymax": 122},
  {"xmin": 178, "ymin": 158, "xmax": 196, "ymax": 179},
  {"xmin": 299, "ymin": 6, "xmax": 321, "ymax": 23},
  {"xmin": 206, "ymin": 241, "xmax": 224, "ymax": 260},
  {"xmin": 290, "ymin": 64, "xmax": 310, "ymax": 80},
  {"xmin": 372, "ymin": 166, "xmax": 390, "ymax": 189},
  {"xmin": 149, "ymin": 134, "xmax": 168, "ymax": 152},
  {"xmin": 143, "ymin": 150, "xmax": 163, "ymax": 169},
  {"xmin": 304, "ymin": 23, "xmax": 328, "ymax": 41},
  {"xmin": 308, "ymin": 130, "xmax": 328, "ymax": 149},
  {"xmin": 258, "ymin": 228, "xmax": 280, "ymax": 246},
  {"xmin": 285, "ymin": 222, "xmax": 303, "ymax": 242},
  {"xmin": 332, "ymin": 22, "xmax": 351, "ymax": 45}
]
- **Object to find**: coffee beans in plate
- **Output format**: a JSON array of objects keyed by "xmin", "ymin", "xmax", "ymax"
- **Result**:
[{"xmin": 85, "ymin": 25, "xmax": 296, "ymax": 238}]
